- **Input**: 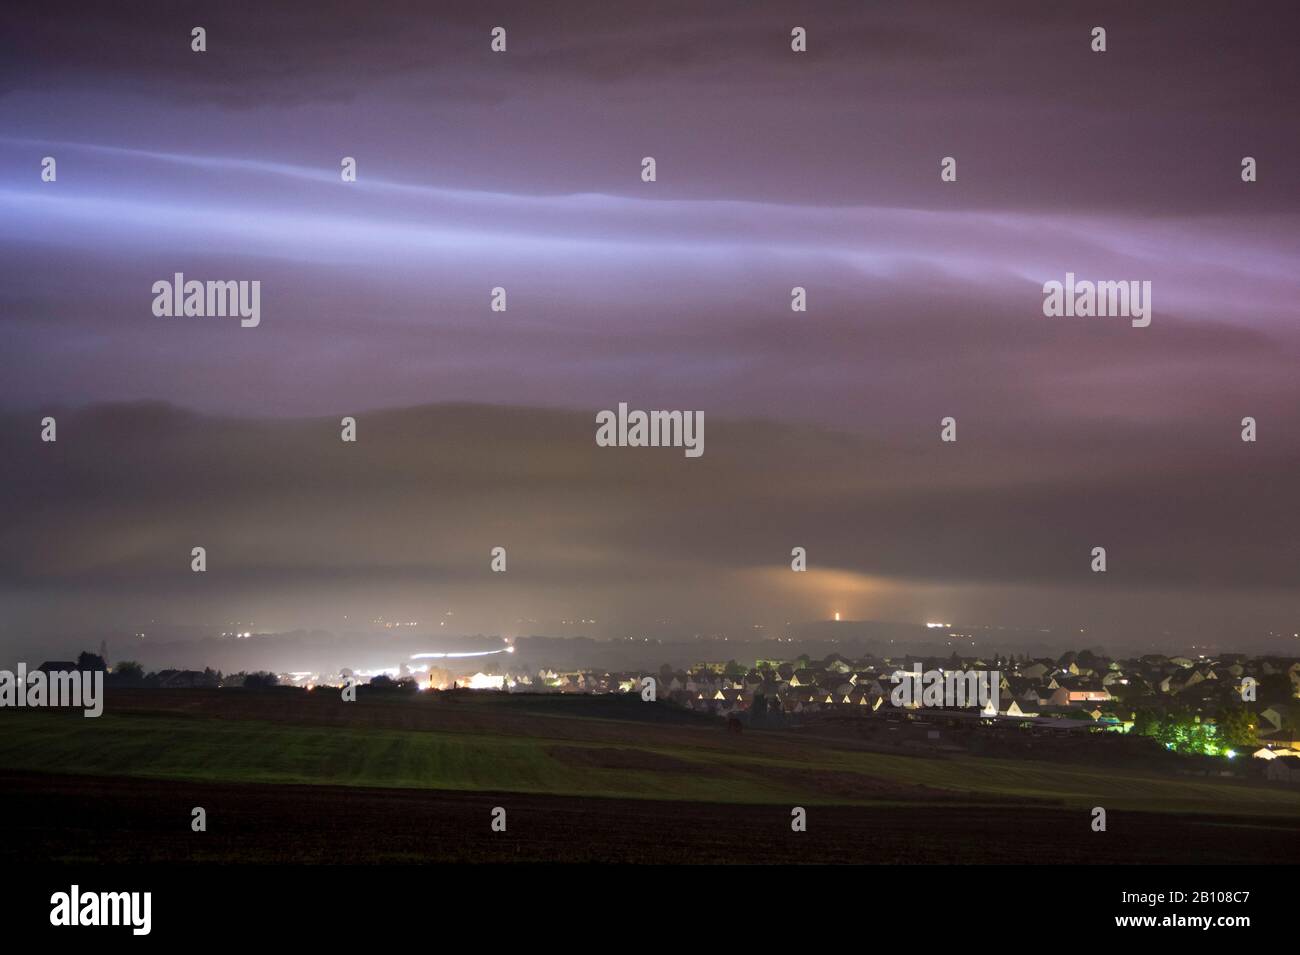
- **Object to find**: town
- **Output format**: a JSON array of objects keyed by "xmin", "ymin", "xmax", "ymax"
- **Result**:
[{"xmin": 44, "ymin": 644, "xmax": 1300, "ymax": 785}]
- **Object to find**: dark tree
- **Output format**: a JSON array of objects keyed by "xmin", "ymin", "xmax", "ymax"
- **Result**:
[
  {"xmin": 111, "ymin": 660, "xmax": 145, "ymax": 681},
  {"xmin": 1218, "ymin": 704, "xmax": 1260, "ymax": 749},
  {"xmin": 1257, "ymin": 674, "xmax": 1294, "ymax": 703},
  {"xmin": 1133, "ymin": 708, "xmax": 1160, "ymax": 737}
]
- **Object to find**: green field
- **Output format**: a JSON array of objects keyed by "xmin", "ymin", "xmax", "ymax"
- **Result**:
[{"xmin": 3, "ymin": 696, "xmax": 1298, "ymax": 816}]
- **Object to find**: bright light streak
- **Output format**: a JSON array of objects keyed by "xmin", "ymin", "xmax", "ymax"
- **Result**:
[{"xmin": 410, "ymin": 648, "xmax": 511, "ymax": 660}]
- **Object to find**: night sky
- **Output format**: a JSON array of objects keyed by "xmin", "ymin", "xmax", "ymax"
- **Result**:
[{"xmin": 2, "ymin": 1, "xmax": 1298, "ymax": 653}]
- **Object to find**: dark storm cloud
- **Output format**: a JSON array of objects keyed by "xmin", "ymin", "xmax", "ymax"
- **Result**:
[
  {"xmin": 4, "ymin": 1, "xmax": 1297, "ymax": 210},
  {"xmin": 1, "ymin": 403, "xmax": 1297, "ymax": 643}
]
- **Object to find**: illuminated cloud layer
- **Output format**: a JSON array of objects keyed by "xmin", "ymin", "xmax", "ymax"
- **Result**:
[{"xmin": 1, "ymin": 0, "xmax": 1297, "ymax": 648}]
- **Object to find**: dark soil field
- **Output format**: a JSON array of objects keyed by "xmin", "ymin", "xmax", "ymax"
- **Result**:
[
  {"xmin": 3, "ymin": 690, "xmax": 1297, "ymax": 864},
  {"xmin": 5, "ymin": 770, "xmax": 1298, "ymax": 864}
]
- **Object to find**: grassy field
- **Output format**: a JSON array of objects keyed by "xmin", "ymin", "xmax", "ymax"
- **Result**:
[{"xmin": 2, "ymin": 690, "xmax": 1298, "ymax": 816}]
